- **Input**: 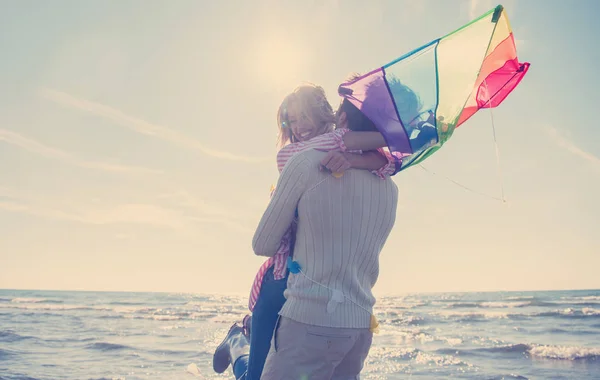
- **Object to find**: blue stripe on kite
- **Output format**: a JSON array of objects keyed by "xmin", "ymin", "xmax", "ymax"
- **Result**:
[{"xmin": 383, "ymin": 38, "xmax": 440, "ymax": 69}]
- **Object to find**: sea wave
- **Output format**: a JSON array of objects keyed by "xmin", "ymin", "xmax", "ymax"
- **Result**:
[
  {"xmin": 446, "ymin": 302, "xmax": 481, "ymax": 308},
  {"xmin": 481, "ymin": 301, "xmax": 532, "ymax": 308},
  {"xmin": 0, "ymin": 303, "xmax": 108, "ymax": 312},
  {"xmin": 434, "ymin": 307, "xmax": 600, "ymax": 321},
  {"xmin": 413, "ymin": 350, "xmax": 474, "ymax": 367},
  {"xmin": 438, "ymin": 343, "xmax": 600, "ymax": 362},
  {"xmin": 0, "ymin": 330, "xmax": 34, "ymax": 343},
  {"xmin": 86, "ymin": 342, "xmax": 133, "ymax": 351},
  {"xmin": 108, "ymin": 301, "xmax": 149, "ymax": 306},
  {"xmin": 100, "ymin": 310, "xmax": 219, "ymax": 321},
  {"xmin": 0, "ymin": 374, "xmax": 42, "ymax": 380},
  {"xmin": 0, "ymin": 348, "xmax": 17, "ymax": 359},
  {"xmin": 385, "ymin": 329, "xmax": 464, "ymax": 346},
  {"xmin": 486, "ymin": 375, "xmax": 528, "ymax": 380},
  {"xmin": 541, "ymin": 328, "xmax": 597, "ymax": 336},
  {"xmin": 529, "ymin": 344, "xmax": 600, "ymax": 361},
  {"xmin": 533, "ymin": 308, "xmax": 600, "ymax": 319},
  {"xmin": 505, "ymin": 296, "xmax": 535, "ymax": 301},
  {"xmin": 383, "ymin": 315, "xmax": 428, "ymax": 326},
  {"xmin": 369, "ymin": 346, "xmax": 473, "ymax": 368},
  {"xmin": 436, "ymin": 297, "xmax": 600, "ymax": 310},
  {"xmin": 0, "ymin": 301, "xmax": 243, "ymax": 321},
  {"xmin": 561, "ymin": 295, "xmax": 600, "ymax": 301},
  {"xmin": 435, "ymin": 310, "xmax": 510, "ymax": 320},
  {"xmin": 446, "ymin": 300, "xmax": 563, "ymax": 309},
  {"xmin": 9, "ymin": 297, "xmax": 63, "ymax": 304}
]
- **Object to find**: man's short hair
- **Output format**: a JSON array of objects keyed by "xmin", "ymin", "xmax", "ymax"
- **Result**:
[
  {"xmin": 337, "ymin": 73, "xmax": 379, "ymax": 132},
  {"xmin": 338, "ymin": 73, "xmax": 422, "ymax": 132}
]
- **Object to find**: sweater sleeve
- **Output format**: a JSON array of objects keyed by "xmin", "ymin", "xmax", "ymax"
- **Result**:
[{"xmin": 253, "ymin": 154, "xmax": 311, "ymax": 257}]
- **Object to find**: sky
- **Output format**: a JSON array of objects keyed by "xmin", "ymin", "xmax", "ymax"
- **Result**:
[{"xmin": 1, "ymin": 0, "xmax": 599, "ymax": 296}]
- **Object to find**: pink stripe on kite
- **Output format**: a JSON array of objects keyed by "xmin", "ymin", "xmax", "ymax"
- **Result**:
[{"xmin": 457, "ymin": 33, "xmax": 530, "ymax": 127}]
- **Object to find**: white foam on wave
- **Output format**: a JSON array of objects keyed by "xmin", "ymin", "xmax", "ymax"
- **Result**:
[
  {"xmin": 113, "ymin": 306, "xmax": 148, "ymax": 314},
  {"xmin": 184, "ymin": 301, "xmax": 205, "ymax": 307},
  {"xmin": 152, "ymin": 315, "xmax": 180, "ymax": 321},
  {"xmin": 529, "ymin": 344, "xmax": 600, "ymax": 361},
  {"xmin": 582, "ymin": 308, "xmax": 600, "ymax": 316},
  {"xmin": 10, "ymin": 297, "xmax": 47, "ymax": 303},
  {"xmin": 385, "ymin": 329, "xmax": 436, "ymax": 344},
  {"xmin": 382, "ymin": 327, "xmax": 463, "ymax": 347},
  {"xmin": 444, "ymin": 337, "xmax": 464, "ymax": 346},
  {"xmin": 480, "ymin": 301, "xmax": 531, "ymax": 308},
  {"xmin": 413, "ymin": 351, "xmax": 474, "ymax": 368},
  {"xmin": 537, "ymin": 307, "xmax": 600, "ymax": 318},
  {"xmin": 506, "ymin": 296, "xmax": 534, "ymax": 300},
  {"xmin": 435, "ymin": 310, "xmax": 509, "ymax": 319},
  {"xmin": 363, "ymin": 346, "xmax": 412, "ymax": 376},
  {"xmin": 561, "ymin": 295, "xmax": 600, "ymax": 301},
  {"xmin": 160, "ymin": 325, "xmax": 184, "ymax": 331},
  {"xmin": 378, "ymin": 298, "xmax": 427, "ymax": 310}
]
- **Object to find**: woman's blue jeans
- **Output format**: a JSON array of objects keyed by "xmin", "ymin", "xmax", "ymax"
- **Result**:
[{"xmin": 233, "ymin": 265, "xmax": 288, "ymax": 380}]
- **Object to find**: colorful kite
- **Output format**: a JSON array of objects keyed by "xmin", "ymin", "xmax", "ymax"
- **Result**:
[{"xmin": 338, "ymin": 5, "xmax": 530, "ymax": 172}]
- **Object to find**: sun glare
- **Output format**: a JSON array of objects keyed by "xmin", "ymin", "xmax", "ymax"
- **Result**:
[{"xmin": 248, "ymin": 34, "xmax": 309, "ymax": 92}]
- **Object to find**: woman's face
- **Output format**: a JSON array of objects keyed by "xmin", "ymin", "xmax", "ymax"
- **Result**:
[{"xmin": 285, "ymin": 101, "xmax": 319, "ymax": 142}]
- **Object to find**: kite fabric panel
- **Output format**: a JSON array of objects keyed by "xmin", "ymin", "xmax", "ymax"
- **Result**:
[{"xmin": 338, "ymin": 5, "xmax": 530, "ymax": 172}]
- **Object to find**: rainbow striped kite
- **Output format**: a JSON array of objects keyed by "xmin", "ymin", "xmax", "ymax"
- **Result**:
[{"xmin": 338, "ymin": 5, "xmax": 530, "ymax": 172}]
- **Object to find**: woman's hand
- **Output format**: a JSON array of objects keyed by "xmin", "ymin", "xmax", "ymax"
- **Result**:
[{"xmin": 320, "ymin": 151, "xmax": 352, "ymax": 174}]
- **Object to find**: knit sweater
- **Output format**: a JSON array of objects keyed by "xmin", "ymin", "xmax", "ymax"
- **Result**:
[{"xmin": 252, "ymin": 149, "xmax": 398, "ymax": 328}]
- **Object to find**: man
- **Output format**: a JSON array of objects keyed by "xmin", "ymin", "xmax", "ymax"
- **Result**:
[{"xmin": 253, "ymin": 96, "xmax": 399, "ymax": 379}]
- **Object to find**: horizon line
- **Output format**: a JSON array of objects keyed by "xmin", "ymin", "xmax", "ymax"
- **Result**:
[{"xmin": 2, "ymin": 286, "xmax": 599, "ymax": 297}]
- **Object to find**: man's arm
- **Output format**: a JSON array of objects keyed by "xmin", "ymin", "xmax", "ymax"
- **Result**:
[
  {"xmin": 342, "ymin": 131, "xmax": 387, "ymax": 151},
  {"xmin": 253, "ymin": 154, "xmax": 310, "ymax": 257}
]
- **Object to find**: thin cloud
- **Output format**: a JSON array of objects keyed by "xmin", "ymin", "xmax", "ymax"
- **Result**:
[
  {"xmin": 0, "ymin": 186, "xmax": 253, "ymax": 232},
  {"xmin": 153, "ymin": 190, "xmax": 254, "ymax": 233},
  {"xmin": 546, "ymin": 126, "xmax": 600, "ymax": 169},
  {"xmin": 0, "ymin": 193, "xmax": 190, "ymax": 230},
  {"xmin": 81, "ymin": 203, "xmax": 187, "ymax": 229},
  {"xmin": 469, "ymin": 0, "xmax": 480, "ymax": 20},
  {"xmin": 39, "ymin": 88, "xmax": 269, "ymax": 163},
  {"xmin": 0, "ymin": 129, "xmax": 161, "ymax": 175},
  {"xmin": 0, "ymin": 200, "xmax": 89, "ymax": 224},
  {"xmin": 0, "ymin": 199, "xmax": 185, "ymax": 229},
  {"xmin": 469, "ymin": 0, "xmax": 492, "ymax": 20}
]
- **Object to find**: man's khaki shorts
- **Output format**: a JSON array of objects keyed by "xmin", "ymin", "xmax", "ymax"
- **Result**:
[{"xmin": 261, "ymin": 316, "xmax": 373, "ymax": 380}]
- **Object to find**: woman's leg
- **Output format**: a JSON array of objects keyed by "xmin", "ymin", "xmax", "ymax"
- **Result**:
[
  {"xmin": 245, "ymin": 266, "xmax": 288, "ymax": 380},
  {"xmin": 212, "ymin": 265, "xmax": 288, "ymax": 380}
]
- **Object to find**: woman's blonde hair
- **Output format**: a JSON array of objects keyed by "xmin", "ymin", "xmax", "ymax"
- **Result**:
[{"xmin": 276, "ymin": 84, "xmax": 336, "ymax": 148}]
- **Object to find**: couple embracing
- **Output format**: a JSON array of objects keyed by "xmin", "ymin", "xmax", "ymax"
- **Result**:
[{"xmin": 212, "ymin": 74, "xmax": 421, "ymax": 379}]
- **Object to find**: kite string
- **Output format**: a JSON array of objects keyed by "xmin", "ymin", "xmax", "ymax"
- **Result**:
[
  {"xmin": 417, "ymin": 164, "xmax": 504, "ymax": 202},
  {"xmin": 417, "ymin": 80, "xmax": 507, "ymax": 203},
  {"xmin": 488, "ymin": 103, "xmax": 506, "ymax": 203}
]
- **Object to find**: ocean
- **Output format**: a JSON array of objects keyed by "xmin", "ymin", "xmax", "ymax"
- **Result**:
[{"xmin": 0, "ymin": 289, "xmax": 599, "ymax": 379}]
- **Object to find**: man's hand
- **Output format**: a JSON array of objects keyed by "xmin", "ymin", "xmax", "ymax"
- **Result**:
[{"xmin": 320, "ymin": 151, "xmax": 352, "ymax": 174}]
